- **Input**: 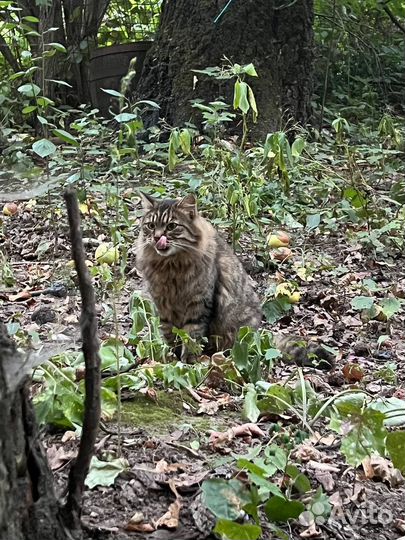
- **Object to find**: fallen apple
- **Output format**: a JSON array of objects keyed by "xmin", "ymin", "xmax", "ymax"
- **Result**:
[
  {"xmin": 288, "ymin": 292, "xmax": 301, "ymax": 303},
  {"xmin": 95, "ymin": 243, "xmax": 119, "ymax": 265},
  {"xmin": 2, "ymin": 202, "xmax": 18, "ymax": 216},
  {"xmin": 274, "ymin": 230, "xmax": 290, "ymax": 245},
  {"xmin": 271, "ymin": 247, "xmax": 293, "ymax": 261}
]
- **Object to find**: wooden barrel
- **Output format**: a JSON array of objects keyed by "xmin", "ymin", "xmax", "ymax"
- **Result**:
[{"xmin": 89, "ymin": 42, "xmax": 152, "ymax": 116}]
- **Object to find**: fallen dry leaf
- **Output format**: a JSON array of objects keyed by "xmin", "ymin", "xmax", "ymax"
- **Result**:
[
  {"xmin": 155, "ymin": 499, "xmax": 181, "ymax": 529},
  {"xmin": 9, "ymin": 290, "xmax": 32, "ymax": 302},
  {"xmin": 292, "ymin": 443, "xmax": 322, "ymax": 462},
  {"xmin": 154, "ymin": 459, "xmax": 186, "ymax": 474},
  {"xmin": 46, "ymin": 445, "xmax": 75, "ymax": 470},
  {"xmin": 362, "ymin": 455, "xmax": 404, "ymax": 487},
  {"xmin": 307, "ymin": 460, "xmax": 340, "ymax": 473},
  {"xmin": 313, "ymin": 470, "xmax": 335, "ymax": 492},
  {"xmin": 125, "ymin": 522, "xmax": 155, "ymax": 533},
  {"xmin": 61, "ymin": 430, "xmax": 77, "ymax": 442},
  {"xmin": 209, "ymin": 423, "xmax": 265, "ymax": 448}
]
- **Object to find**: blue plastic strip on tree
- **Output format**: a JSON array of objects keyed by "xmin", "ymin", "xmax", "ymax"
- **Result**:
[{"xmin": 214, "ymin": 0, "xmax": 236, "ymax": 23}]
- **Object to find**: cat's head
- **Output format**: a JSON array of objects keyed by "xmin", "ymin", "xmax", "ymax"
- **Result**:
[{"xmin": 139, "ymin": 193, "xmax": 200, "ymax": 257}]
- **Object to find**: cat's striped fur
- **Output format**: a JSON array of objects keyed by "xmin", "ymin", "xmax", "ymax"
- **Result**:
[{"xmin": 136, "ymin": 193, "xmax": 334, "ymax": 369}]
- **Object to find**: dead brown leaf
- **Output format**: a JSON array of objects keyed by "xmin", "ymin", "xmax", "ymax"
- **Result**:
[
  {"xmin": 292, "ymin": 443, "xmax": 322, "ymax": 462},
  {"xmin": 155, "ymin": 499, "xmax": 181, "ymax": 529},
  {"xmin": 313, "ymin": 470, "xmax": 335, "ymax": 492},
  {"xmin": 342, "ymin": 362, "xmax": 365, "ymax": 382},
  {"xmin": 209, "ymin": 423, "xmax": 265, "ymax": 449},
  {"xmin": 362, "ymin": 455, "xmax": 404, "ymax": 487},
  {"xmin": 125, "ymin": 522, "xmax": 155, "ymax": 533},
  {"xmin": 46, "ymin": 445, "xmax": 75, "ymax": 470}
]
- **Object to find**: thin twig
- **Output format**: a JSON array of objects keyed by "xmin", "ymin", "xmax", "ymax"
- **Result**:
[{"xmin": 62, "ymin": 188, "xmax": 101, "ymax": 531}]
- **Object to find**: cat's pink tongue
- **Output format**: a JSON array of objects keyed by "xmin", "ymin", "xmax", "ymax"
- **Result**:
[{"xmin": 156, "ymin": 235, "xmax": 168, "ymax": 250}]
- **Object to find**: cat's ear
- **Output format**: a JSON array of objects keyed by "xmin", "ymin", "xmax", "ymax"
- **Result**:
[
  {"xmin": 139, "ymin": 192, "xmax": 157, "ymax": 211},
  {"xmin": 176, "ymin": 194, "xmax": 197, "ymax": 218}
]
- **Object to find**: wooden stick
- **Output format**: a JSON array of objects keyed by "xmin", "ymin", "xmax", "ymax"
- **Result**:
[{"xmin": 62, "ymin": 188, "xmax": 101, "ymax": 530}]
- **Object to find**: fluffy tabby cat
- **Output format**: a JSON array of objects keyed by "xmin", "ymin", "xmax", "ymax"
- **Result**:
[{"xmin": 136, "ymin": 193, "xmax": 334, "ymax": 370}]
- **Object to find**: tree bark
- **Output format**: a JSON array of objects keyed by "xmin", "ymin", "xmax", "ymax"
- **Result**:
[
  {"xmin": 137, "ymin": 0, "xmax": 314, "ymax": 139},
  {"xmin": 0, "ymin": 325, "xmax": 69, "ymax": 540}
]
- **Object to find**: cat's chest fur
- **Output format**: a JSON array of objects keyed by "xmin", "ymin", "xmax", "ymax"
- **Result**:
[{"xmin": 140, "ymin": 251, "xmax": 214, "ymax": 326}]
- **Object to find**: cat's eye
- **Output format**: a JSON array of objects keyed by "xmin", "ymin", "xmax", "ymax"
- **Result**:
[
  {"xmin": 166, "ymin": 222, "xmax": 178, "ymax": 231},
  {"xmin": 145, "ymin": 222, "xmax": 155, "ymax": 230}
]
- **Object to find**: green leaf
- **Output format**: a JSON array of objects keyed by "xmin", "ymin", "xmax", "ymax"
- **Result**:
[
  {"xmin": 379, "ymin": 297, "xmax": 402, "ymax": 319},
  {"xmin": 201, "ymin": 479, "xmax": 251, "ymax": 520},
  {"xmin": 371, "ymin": 397, "xmax": 405, "ymax": 426},
  {"xmin": 247, "ymin": 85, "xmax": 258, "ymax": 122},
  {"xmin": 22, "ymin": 15, "xmax": 39, "ymax": 22},
  {"xmin": 386, "ymin": 431, "xmax": 405, "ymax": 473},
  {"xmin": 243, "ymin": 384, "xmax": 260, "ymax": 422},
  {"xmin": 85, "ymin": 456, "xmax": 128, "ymax": 489},
  {"xmin": 235, "ymin": 81, "xmax": 250, "ymax": 114},
  {"xmin": 37, "ymin": 115, "xmax": 49, "ymax": 125},
  {"xmin": 114, "ymin": 112, "xmax": 137, "ymax": 122},
  {"xmin": 135, "ymin": 99, "xmax": 160, "ymax": 109},
  {"xmin": 47, "ymin": 42, "xmax": 67, "ymax": 53},
  {"xmin": 18, "ymin": 83, "xmax": 41, "ymax": 97},
  {"xmin": 22, "ymin": 105, "xmax": 37, "ymax": 114},
  {"xmin": 214, "ymin": 520, "xmax": 261, "ymax": 540},
  {"xmin": 233, "ymin": 80, "xmax": 241, "ymax": 110},
  {"xmin": 47, "ymin": 79, "xmax": 72, "ymax": 88},
  {"xmin": 262, "ymin": 297, "xmax": 292, "ymax": 324},
  {"xmin": 243, "ymin": 63, "xmax": 258, "ymax": 77},
  {"xmin": 285, "ymin": 464, "xmax": 311, "ymax": 494},
  {"xmin": 179, "ymin": 128, "xmax": 191, "ymax": 154},
  {"xmin": 351, "ymin": 295, "xmax": 374, "ymax": 310},
  {"xmin": 32, "ymin": 138, "xmax": 56, "ymax": 158},
  {"xmin": 306, "ymin": 213, "xmax": 321, "ymax": 229},
  {"xmin": 53, "ymin": 129, "xmax": 79, "ymax": 146},
  {"xmin": 330, "ymin": 405, "xmax": 388, "ymax": 467},
  {"xmin": 264, "ymin": 496, "xmax": 305, "ymax": 522},
  {"xmin": 291, "ymin": 137, "xmax": 305, "ymax": 157},
  {"xmin": 101, "ymin": 88, "xmax": 124, "ymax": 98},
  {"xmin": 257, "ymin": 385, "xmax": 292, "ymax": 415}
]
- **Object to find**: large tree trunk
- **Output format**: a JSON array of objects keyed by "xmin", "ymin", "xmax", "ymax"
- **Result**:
[
  {"xmin": 0, "ymin": 325, "xmax": 69, "ymax": 540},
  {"xmin": 137, "ymin": 0, "xmax": 314, "ymax": 139}
]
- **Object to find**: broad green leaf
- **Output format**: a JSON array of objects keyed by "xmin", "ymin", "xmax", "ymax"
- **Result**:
[
  {"xmin": 257, "ymin": 385, "xmax": 292, "ymax": 416},
  {"xmin": 386, "ymin": 431, "xmax": 405, "ymax": 473},
  {"xmin": 236, "ymin": 81, "xmax": 250, "ymax": 114},
  {"xmin": 53, "ymin": 129, "xmax": 79, "ymax": 146},
  {"xmin": 18, "ymin": 83, "xmax": 41, "ymax": 97},
  {"xmin": 243, "ymin": 63, "xmax": 258, "ymax": 77},
  {"xmin": 201, "ymin": 479, "xmax": 251, "ymax": 520},
  {"xmin": 101, "ymin": 88, "xmax": 124, "ymax": 98},
  {"xmin": 114, "ymin": 112, "xmax": 137, "ymax": 122},
  {"xmin": 262, "ymin": 297, "xmax": 292, "ymax": 324},
  {"xmin": 265, "ymin": 496, "xmax": 305, "ymax": 522},
  {"xmin": 32, "ymin": 138, "xmax": 56, "ymax": 158},
  {"xmin": 243, "ymin": 384, "xmax": 260, "ymax": 422},
  {"xmin": 214, "ymin": 520, "xmax": 261, "ymax": 540},
  {"xmin": 179, "ymin": 128, "xmax": 191, "ymax": 154},
  {"xmin": 379, "ymin": 297, "xmax": 402, "ymax": 319},
  {"xmin": 351, "ymin": 295, "xmax": 374, "ymax": 310},
  {"xmin": 306, "ymin": 213, "xmax": 321, "ymax": 229},
  {"xmin": 291, "ymin": 137, "xmax": 305, "ymax": 157},
  {"xmin": 330, "ymin": 406, "xmax": 387, "ymax": 466},
  {"xmin": 85, "ymin": 456, "xmax": 128, "ymax": 489},
  {"xmin": 285, "ymin": 464, "xmax": 311, "ymax": 494},
  {"xmin": 22, "ymin": 105, "xmax": 37, "ymax": 114},
  {"xmin": 23, "ymin": 15, "xmax": 39, "ymax": 22},
  {"xmin": 371, "ymin": 397, "xmax": 405, "ymax": 426}
]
